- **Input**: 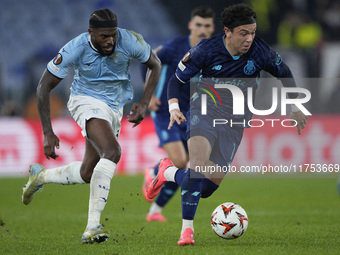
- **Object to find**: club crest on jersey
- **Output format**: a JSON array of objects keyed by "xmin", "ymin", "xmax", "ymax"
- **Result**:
[
  {"xmin": 111, "ymin": 53, "xmax": 122, "ymax": 63},
  {"xmin": 182, "ymin": 52, "xmax": 190, "ymax": 62},
  {"xmin": 53, "ymin": 53, "xmax": 63, "ymax": 65},
  {"xmin": 191, "ymin": 115, "xmax": 200, "ymax": 126},
  {"xmin": 275, "ymin": 54, "xmax": 282, "ymax": 65},
  {"xmin": 244, "ymin": 60, "xmax": 256, "ymax": 75}
]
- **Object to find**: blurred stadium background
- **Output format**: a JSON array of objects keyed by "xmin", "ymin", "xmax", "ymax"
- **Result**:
[{"xmin": 0, "ymin": 0, "xmax": 340, "ymax": 176}]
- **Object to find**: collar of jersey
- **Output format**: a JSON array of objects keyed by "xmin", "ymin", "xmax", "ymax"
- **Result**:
[
  {"xmin": 88, "ymin": 35, "xmax": 99, "ymax": 52},
  {"xmin": 223, "ymin": 35, "xmax": 240, "ymax": 61}
]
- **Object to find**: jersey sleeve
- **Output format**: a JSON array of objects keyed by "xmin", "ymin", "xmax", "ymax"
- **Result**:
[
  {"xmin": 261, "ymin": 40, "xmax": 294, "ymax": 79},
  {"xmin": 125, "ymin": 30, "xmax": 151, "ymax": 63},
  {"xmin": 260, "ymin": 39, "xmax": 298, "ymax": 97},
  {"xmin": 174, "ymin": 42, "xmax": 206, "ymax": 83},
  {"xmin": 47, "ymin": 39, "xmax": 77, "ymax": 79}
]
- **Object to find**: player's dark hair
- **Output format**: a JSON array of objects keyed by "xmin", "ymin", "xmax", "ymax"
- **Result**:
[
  {"xmin": 220, "ymin": 3, "xmax": 256, "ymax": 29},
  {"xmin": 191, "ymin": 6, "xmax": 215, "ymax": 20},
  {"xmin": 89, "ymin": 8, "xmax": 117, "ymax": 28}
]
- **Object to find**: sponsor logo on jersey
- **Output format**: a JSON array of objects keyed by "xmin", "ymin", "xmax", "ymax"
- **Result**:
[
  {"xmin": 212, "ymin": 65, "xmax": 222, "ymax": 70},
  {"xmin": 53, "ymin": 53, "xmax": 63, "ymax": 65},
  {"xmin": 178, "ymin": 61, "xmax": 186, "ymax": 71},
  {"xmin": 244, "ymin": 60, "xmax": 256, "ymax": 75},
  {"xmin": 211, "ymin": 77, "xmax": 246, "ymax": 87}
]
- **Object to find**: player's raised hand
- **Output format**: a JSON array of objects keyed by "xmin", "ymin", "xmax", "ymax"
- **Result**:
[
  {"xmin": 43, "ymin": 131, "xmax": 60, "ymax": 160},
  {"xmin": 168, "ymin": 109, "xmax": 187, "ymax": 130},
  {"xmin": 127, "ymin": 102, "xmax": 148, "ymax": 127},
  {"xmin": 290, "ymin": 111, "xmax": 308, "ymax": 135},
  {"xmin": 148, "ymin": 95, "xmax": 161, "ymax": 111}
]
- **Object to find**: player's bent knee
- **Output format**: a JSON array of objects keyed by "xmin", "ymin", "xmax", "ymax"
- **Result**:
[
  {"xmin": 103, "ymin": 144, "xmax": 121, "ymax": 163},
  {"xmin": 80, "ymin": 170, "xmax": 93, "ymax": 183}
]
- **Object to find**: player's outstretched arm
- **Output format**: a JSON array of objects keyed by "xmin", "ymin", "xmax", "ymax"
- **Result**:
[
  {"xmin": 290, "ymin": 110, "xmax": 308, "ymax": 135},
  {"xmin": 128, "ymin": 50, "xmax": 161, "ymax": 127},
  {"xmin": 37, "ymin": 69, "xmax": 62, "ymax": 159}
]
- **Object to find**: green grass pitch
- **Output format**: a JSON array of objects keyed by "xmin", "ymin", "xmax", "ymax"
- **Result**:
[{"xmin": 0, "ymin": 176, "xmax": 339, "ymax": 255}]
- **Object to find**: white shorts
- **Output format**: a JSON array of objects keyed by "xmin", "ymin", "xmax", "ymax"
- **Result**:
[{"xmin": 67, "ymin": 95, "xmax": 123, "ymax": 138}]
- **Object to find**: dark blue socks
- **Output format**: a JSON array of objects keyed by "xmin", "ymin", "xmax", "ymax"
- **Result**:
[
  {"xmin": 201, "ymin": 178, "xmax": 219, "ymax": 198},
  {"xmin": 180, "ymin": 169, "xmax": 204, "ymax": 220},
  {"xmin": 153, "ymin": 164, "xmax": 219, "ymax": 218},
  {"xmin": 155, "ymin": 182, "xmax": 179, "ymax": 207}
]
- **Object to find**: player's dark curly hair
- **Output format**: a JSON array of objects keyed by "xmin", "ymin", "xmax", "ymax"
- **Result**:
[
  {"xmin": 191, "ymin": 6, "xmax": 215, "ymax": 20},
  {"xmin": 220, "ymin": 4, "xmax": 256, "ymax": 28},
  {"xmin": 89, "ymin": 8, "xmax": 117, "ymax": 26}
]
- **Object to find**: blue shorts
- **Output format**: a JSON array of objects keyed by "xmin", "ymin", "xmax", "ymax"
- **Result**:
[
  {"xmin": 151, "ymin": 111, "xmax": 188, "ymax": 152},
  {"xmin": 187, "ymin": 97, "xmax": 244, "ymax": 167}
]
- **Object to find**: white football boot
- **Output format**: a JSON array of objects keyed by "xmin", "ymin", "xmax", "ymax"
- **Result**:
[{"xmin": 22, "ymin": 163, "xmax": 45, "ymax": 205}]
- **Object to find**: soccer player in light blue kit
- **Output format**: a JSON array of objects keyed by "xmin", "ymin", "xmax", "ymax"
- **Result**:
[
  {"xmin": 22, "ymin": 8, "xmax": 161, "ymax": 243},
  {"xmin": 142, "ymin": 6, "xmax": 215, "ymax": 222},
  {"xmin": 147, "ymin": 4, "xmax": 308, "ymax": 245}
]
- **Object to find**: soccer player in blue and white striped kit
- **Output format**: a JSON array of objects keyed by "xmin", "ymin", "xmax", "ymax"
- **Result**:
[
  {"xmin": 147, "ymin": 3, "xmax": 308, "ymax": 245},
  {"xmin": 22, "ymin": 8, "xmax": 161, "ymax": 243}
]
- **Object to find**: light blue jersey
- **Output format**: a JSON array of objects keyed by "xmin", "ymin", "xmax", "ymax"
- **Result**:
[{"xmin": 47, "ymin": 28, "xmax": 151, "ymax": 111}]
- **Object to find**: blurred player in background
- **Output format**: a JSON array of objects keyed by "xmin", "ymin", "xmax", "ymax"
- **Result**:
[
  {"xmin": 147, "ymin": 3, "xmax": 308, "ymax": 245},
  {"xmin": 22, "ymin": 8, "xmax": 161, "ymax": 244},
  {"xmin": 142, "ymin": 6, "xmax": 215, "ymax": 222}
]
